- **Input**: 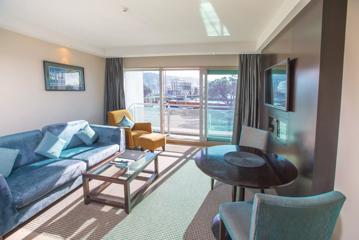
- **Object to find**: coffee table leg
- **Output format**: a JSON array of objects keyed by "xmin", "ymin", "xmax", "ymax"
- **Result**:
[
  {"xmin": 124, "ymin": 182, "xmax": 131, "ymax": 214},
  {"xmin": 154, "ymin": 156, "xmax": 159, "ymax": 176},
  {"xmin": 82, "ymin": 175, "xmax": 90, "ymax": 204},
  {"xmin": 232, "ymin": 186, "xmax": 237, "ymax": 202}
]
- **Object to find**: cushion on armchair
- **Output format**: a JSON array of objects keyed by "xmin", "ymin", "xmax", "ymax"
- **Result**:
[{"xmin": 118, "ymin": 116, "xmax": 135, "ymax": 129}]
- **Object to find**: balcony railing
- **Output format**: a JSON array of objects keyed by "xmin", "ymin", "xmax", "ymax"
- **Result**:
[{"xmin": 127, "ymin": 102, "xmax": 234, "ymax": 142}]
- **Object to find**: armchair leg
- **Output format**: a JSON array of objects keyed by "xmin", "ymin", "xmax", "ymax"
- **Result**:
[{"xmin": 219, "ymin": 218, "xmax": 226, "ymax": 240}]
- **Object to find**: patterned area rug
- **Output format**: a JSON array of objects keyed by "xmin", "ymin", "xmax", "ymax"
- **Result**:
[{"xmin": 103, "ymin": 160, "xmax": 210, "ymax": 240}]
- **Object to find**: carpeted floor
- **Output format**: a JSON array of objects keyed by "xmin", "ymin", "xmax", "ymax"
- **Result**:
[{"xmin": 6, "ymin": 144, "xmax": 245, "ymax": 240}]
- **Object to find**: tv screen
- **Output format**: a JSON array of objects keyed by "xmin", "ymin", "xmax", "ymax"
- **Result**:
[{"xmin": 265, "ymin": 59, "xmax": 290, "ymax": 111}]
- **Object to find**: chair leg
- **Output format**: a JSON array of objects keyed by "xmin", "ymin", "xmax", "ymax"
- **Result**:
[
  {"xmin": 219, "ymin": 218, "xmax": 226, "ymax": 240},
  {"xmin": 232, "ymin": 186, "xmax": 237, "ymax": 202},
  {"xmin": 239, "ymin": 187, "xmax": 245, "ymax": 201},
  {"xmin": 211, "ymin": 178, "xmax": 215, "ymax": 190}
]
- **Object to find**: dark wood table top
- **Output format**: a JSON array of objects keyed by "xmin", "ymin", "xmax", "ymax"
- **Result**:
[{"xmin": 194, "ymin": 145, "xmax": 298, "ymax": 189}]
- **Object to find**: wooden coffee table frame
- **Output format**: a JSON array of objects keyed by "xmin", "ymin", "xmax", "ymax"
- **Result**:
[{"xmin": 82, "ymin": 152, "xmax": 159, "ymax": 214}]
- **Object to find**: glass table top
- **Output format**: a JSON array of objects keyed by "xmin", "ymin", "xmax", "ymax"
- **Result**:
[{"xmin": 87, "ymin": 151, "xmax": 157, "ymax": 181}]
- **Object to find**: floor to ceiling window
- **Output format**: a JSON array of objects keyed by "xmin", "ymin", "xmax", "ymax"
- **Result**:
[
  {"xmin": 124, "ymin": 70, "xmax": 161, "ymax": 132},
  {"xmin": 124, "ymin": 68, "xmax": 238, "ymax": 142},
  {"xmin": 163, "ymin": 70, "xmax": 201, "ymax": 140},
  {"xmin": 206, "ymin": 70, "xmax": 238, "ymax": 142}
]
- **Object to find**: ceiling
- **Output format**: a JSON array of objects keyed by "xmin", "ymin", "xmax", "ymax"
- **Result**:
[{"xmin": 0, "ymin": 0, "xmax": 311, "ymax": 57}]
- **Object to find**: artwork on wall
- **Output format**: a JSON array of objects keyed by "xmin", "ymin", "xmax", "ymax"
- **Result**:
[{"xmin": 43, "ymin": 61, "xmax": 85, "ymax": 91}]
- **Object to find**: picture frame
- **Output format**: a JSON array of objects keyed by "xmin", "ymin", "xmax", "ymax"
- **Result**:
[{"xmin": 43, "ymin": 61, "xmax": 85, "ymax": 91}]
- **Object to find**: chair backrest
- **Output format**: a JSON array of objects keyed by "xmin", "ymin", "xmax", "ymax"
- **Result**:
[
  {"xmin": 108, "ymin": 110, "xmax": 133, "ymax": 126},
  {"xmin": 249, "ymin": 191, "xmax": 346, "ymax": 240},
  {"xmin": 239, "ymin": 126, "xmax": 269, "ymax": 151}
]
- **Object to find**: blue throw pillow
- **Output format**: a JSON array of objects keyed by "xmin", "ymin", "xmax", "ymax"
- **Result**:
[
  {"xmin": 76, "ymin": 124, "xmax": 98, "ymax": 145},
  {"xmin": 118, "ymin": 116, "xmax": 135, "ymax": 129},
  {"xmin": 35, "ymin": 131, "xmax": 66, "ymax": 159},
  {"xmin": 0, "ymin": 147, "xmax": 19, "ymax": 177}
]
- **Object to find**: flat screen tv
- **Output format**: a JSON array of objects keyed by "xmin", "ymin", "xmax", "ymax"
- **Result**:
[{"xmin": 264, "ymin": 59, "xmax": 290, "ymax": 111}]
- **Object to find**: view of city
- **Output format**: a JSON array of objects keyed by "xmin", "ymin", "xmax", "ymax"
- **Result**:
[{"xmin": 125, "ymin": 70, "xmax": 238, "ymax": 142}]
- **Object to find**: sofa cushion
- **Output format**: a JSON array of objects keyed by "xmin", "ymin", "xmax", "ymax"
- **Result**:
[
  {"xmin": 0, "ymin": 130, "xmax": 44, "ymax": 170},
  {"xmin": 0, "ymin": 147, "xmax": 19, "ymax": 177},
  {"xmin": 76, "ymin": 124, "xmax": 98, "ymax": 145},
  {"xmin": 67, "ymin": 144, "xmax": 119, "ymax": 168},
  {"xmin": 7, "ymin": 159, "xmax": 86, "ymax": 208},
  {"xmin": 35, "ymin": 132, "xmax": 66, "ymax": 159},
  {"xmin": 42, "ymin": 120, "xmax": 89, "ymax": 149},
  {"xmin": 60, "ymin": 146, "xmax": 95, "ymax": 159}
]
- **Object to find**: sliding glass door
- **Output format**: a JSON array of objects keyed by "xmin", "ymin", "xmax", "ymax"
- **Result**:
[
  {"xmin": 206, "ymin": 70, "xmax": 238, "ymax": 142},
  {"xmin": 124, "ymin": 68, "xmax": 238, "ymax": 142},
  {"xmin": 163, "ymin": 70, "xmax": 201, "ymax": 140}
]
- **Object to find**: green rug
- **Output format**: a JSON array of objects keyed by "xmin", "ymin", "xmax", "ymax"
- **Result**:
[{"xmin": 103, "ymin": 160, "xmax": 210, "ymax": 240}]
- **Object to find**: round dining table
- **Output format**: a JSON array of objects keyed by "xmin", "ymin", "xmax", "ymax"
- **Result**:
[{"xmin": 193, "ymin": 145, "xmax": 298, "ymax": 201}]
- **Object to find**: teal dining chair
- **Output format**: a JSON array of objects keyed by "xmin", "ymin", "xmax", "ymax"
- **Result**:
[{"xmin": 218, "ymin": 191, "xmax": 345, "ymax": 240}]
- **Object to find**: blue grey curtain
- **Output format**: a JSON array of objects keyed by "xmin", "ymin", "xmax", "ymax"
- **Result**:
[
  {"xmin": 104, "ymin": 58, "xmax": 126, "ymax": 123},
  {"xmin": 232, "ymin": 54, "xmax": 262, "ymax": 144}
]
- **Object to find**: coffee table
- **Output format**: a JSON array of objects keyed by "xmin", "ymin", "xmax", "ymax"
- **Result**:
[{"xmin": 82, "ymin": 150, "xmax": 159, "ymax": 213}]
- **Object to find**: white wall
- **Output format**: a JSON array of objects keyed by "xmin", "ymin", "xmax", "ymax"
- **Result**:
[
  {"xmin": 0, "ymin": 28, "xmax": 105, "ymax": 135},
  {"xmin": 334, "ymin": 0, "xmax": 359, "ymax": 239}
]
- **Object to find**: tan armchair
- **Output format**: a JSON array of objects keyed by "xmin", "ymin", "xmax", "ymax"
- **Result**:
[{"xmin": 107, "ymin": 109, "xmax": 152, "ymax": 149}]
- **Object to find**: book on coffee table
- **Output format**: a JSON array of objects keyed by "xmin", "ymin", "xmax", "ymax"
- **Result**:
[{"xmin": 118, "ymin": 150, "xmax": 146, "ymax": 161}]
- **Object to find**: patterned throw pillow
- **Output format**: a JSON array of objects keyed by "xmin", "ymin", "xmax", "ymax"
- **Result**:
[
  {"xmin": 118, "ymin": 116, "xmax": 135, "ymax": 129},
  {"xmin": 35, "ymin": 131, "xmax": 66, "ymax": 159}
]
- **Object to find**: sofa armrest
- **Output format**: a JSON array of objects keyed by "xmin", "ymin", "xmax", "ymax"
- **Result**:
[
  {"xmin": 90, "ymin": 124, "xmax": 125, "ymax": 153},
  {"xmin": 0, "ymin": 174, "xmax": 17, "ymax": 235},
  {"xmin": 133, "ymin": 122, "xmax": 152, "ymax": 133}
]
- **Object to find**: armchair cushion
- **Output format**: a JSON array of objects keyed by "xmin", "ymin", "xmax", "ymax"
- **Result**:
[
  {"xmin": 118, "ymin": 116, "xmax": 135, "ymax": 129},
  {"xmin": 133, "ymin": 122, "xmax": 152, "ymax": 133}
]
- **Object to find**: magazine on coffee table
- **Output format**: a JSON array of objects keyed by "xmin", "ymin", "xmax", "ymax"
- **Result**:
[
  {"xmin": 118, "ymin": 150, "xmax": 146, "ymax": 161},
  {"xmin": 110, "ymin": 158, "xmax": 135, "ymax": 169}
]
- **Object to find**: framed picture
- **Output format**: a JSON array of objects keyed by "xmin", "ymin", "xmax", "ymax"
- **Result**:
[{"xmin": 43, "ymin": 61, "xmax": 85, "ymax": 91}]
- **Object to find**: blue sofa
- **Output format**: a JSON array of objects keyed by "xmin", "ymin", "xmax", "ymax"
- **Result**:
[{"xmin": 0, "ymin": 120, "xmax": 125, "ymax": 236}]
